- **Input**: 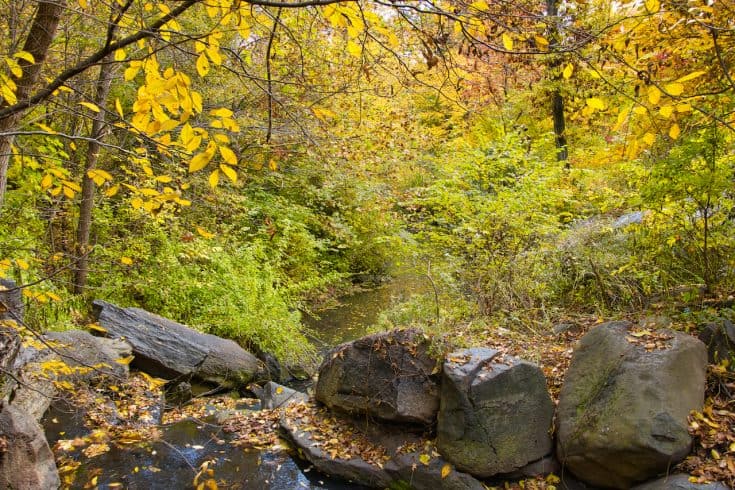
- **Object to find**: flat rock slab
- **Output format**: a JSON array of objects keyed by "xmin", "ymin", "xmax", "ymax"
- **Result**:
[
  {"xmin": 384, "ymin": 452, "xmax": 486, "ymax": 490},
  {"xmin": 93, "ymin": 300, "xmax": 263, "ymax": 387},
  {"xmin": 316, "ymin": 328, "xmax": 440, "ymax": 425},
  {"xmin": 556, "ymin": 321, "xmax": 707, "ymax": 489},
  {"xmin": 280, "ymin": 403, "xmax": 392, "ymax": 488},
  {"xmin": 437, "ymin": 348, "xmax": 554, "ymax": 478},
  {"xmin": 280, "ymin": 401, "xmax": 483, "ymax": 489}
]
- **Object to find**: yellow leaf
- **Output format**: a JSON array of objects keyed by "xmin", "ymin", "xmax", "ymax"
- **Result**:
[
  {"xmin": 676, "ymin": 103, "xmax": 692, "ymax": 113},
  {"xmin": 124, "ymin": 66, "xmax": 140, "ymax": 81},
  {"xmin": 196, "ymin": 227, "xmax": 215, "ymax": 239},
  {"xmin": 586, "ymin": 97, "xmax": 606, "ymax": 111},
  {"xmin": 659, "ymin": 105, "xmax": 674, "ymax": 118},
  {"xmin": 534, "ymin": 36, "xmax": 549, "ymax": 51},
  {"xmin": 210, "ymin": 108, "xmax": 233, "ymax": 118},
  {"xmin": 419, "ymin": 454, "xmax": 431, "ymax": 466},
  {"xmin": 206, "ymin": 47, "xmax": 222, "ymax": 66},
  {"xmin": 643, "ymin": 132, "xmax": 655, "ymax": 145},
  {"xmin": 78, "ymin": 0, "xmax": 88, "ymax": 8},
  {"xmin": 88, "ymin": 323, "xmax": 107, "ymax": 334},
  {"xmin": 219, "ymin": 146, "xmax": 237, "ymax": 165},
  {"xmin": 189, "ymin": 150, "xmax": 214, "ymax": 172},
  {"xmin": 644, "ymin": 0, "xmax": 660, "ymax": 13},
  {"xmin": 648, "ymin": 86, "xmax": 661, "ymax": 105},
  {"xmin": 41, "ymin": 174, "xmax": 53, "ymax": 189},
  {"xmin": 676, "ymin": 71, "xmax": 706, "ymax": 83},
  {"xmin": 633, "ymin": 106, "xmax": 647, "ymax": 115},
  {"xmin": 79, "ymin": 101, "xmax": 101, "ymax": 113},
  {"xmin": 276, "ymin": 386, "xmax": 284, "ymax": 394},
  {"xmin": 115, "ymin": 355, "xmax": 134, "ymax": 365},
  {"xmin": 196, "ymin": 53, "xmax": 210, "ymax": 77},
  {"xmin": 63, "ymin": 186, "xmax": 75, "ymax": 199},
  {"xmin": 15, "ymin": 258, "xmax": 29, "ymax": 270},
  {"xmin": 208, "ymin": 169, "xmax": 220, "ymax": 188},
  {"xmin": 115, "ymin": 98, "xmax": 124, "ymax": 118},
  {"xmin": 470, "ymin": 0, "xmax": 489, "ymax": 11},
  {"xmin": 347, "ymin": 41, "xmax": 361, "ymax": 58},
  {"xmin": 220, "ymin": 164, "xmax": 237, "ymax": 183},
  {"xmin": 13, "ymin": 51, "xmax": 34, "ymax": 63},
  {"xmin": 664, "ymin": 82, "xmax": 683, "ymax": 96},
  {"xmin": 669, "ymin": 123, "xmax": 681, "ymax": 140},
  {"xmin": 114, "ymin": 49, "xmax": 126, "ymax": 62},
  {"xmin": 105, "ymin": 184, "xmax": 119, "ymax": 197},
  {"xmin": 502, "ymin": 33, "xmax": 513, "ymax": 51},
  {"xmin": 562, "ymin": 63, "xmax": 573, "ymax": 79},
  {"xmin": 441, "ymin": 463, "xmax": 452, "ymax": 478},
  {"xmin": 120, "ymin": 256, "xmax": 133, "ymax": 265}
]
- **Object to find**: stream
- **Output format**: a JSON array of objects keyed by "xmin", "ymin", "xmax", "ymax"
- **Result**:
[{"xmin": 43, "ymin": 274, "xmax": 430, "ymax": 489}]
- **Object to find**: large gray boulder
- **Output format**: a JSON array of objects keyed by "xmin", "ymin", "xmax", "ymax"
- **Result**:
[
  {"xmin": 316, "ymin": 329, "xmax": 440, "ymax": 425},
  {"xmin": 556, "ymin": 321, "xmax": 707, "ymax": 489},
  {"xmin": 436, "ymin": 348, "xmax": 554, "ymax": 478},
  {"xmin": 93, "ymin": 300, "xmax": 263, "ymax": 387},
  {"xmin": 698, "ymin": 319, "xmax": 735, "ymax": 367},
  {"xmin": 0, "ymin": 404, "xmax": 60, "ymax": 489}
]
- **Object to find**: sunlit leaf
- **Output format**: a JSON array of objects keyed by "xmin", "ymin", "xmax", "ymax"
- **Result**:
[
  {"xmin": 648, "ymin": 86, "xmax": 661, "ymax": 105},
  {"xmin": 441, "ymin": 463, "xmax": 452, "ymax": 478},
  {"xmin": 502, "ymin": 33, "xmax": 513, "ymax": 51},
  {"xmin": 562, "ymin": 64, "xmax": 573, "ymax": 79},
  {"xmin": 419, "ymin": 453, "xmax": 431, "ymax": 465},
  {"xmin": 208, "ymin": 169, "xmax": 220, "ymax": 188},
  {"xmin": 664, "ymin": 83, "xmax": 684, "ymax": 96},
  {"xmin": 80, "ymin": 101, "xmax": 101, "ymax": 113},
  {"xmin": 669, "ymin": 123, "xmax": 681, "ymax": 140},
  {"xmin": 120, "ymin": 256, "xmax": 133, "ymax": 265},
  {"xmin": 586, "ymin": 97, "xmax": 606, "ymax": 111}
]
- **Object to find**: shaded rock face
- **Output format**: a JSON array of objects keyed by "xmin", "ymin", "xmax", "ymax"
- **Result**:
[
  {"xmin": 0, "ymin": 404, "xmax": 60, "ymax": 490},
  {"xmin": 437, "ymin": 348, "xmax": 554, "ymax": 478},
  {"xmin": 93, "ymin": 300, "xmax": 263, "ymax": 387},
  {"xmin": 556, "ymin": 321, "xmax": 707, "ymax": 489},
  {"xmin": 698, "ymin": 319, "xmax": 735, "ymax": 367},
  {"xmin": 315, "ymin": 329, "xmax": 440, "ymax": 425},
  {"xmin": 0, "ymin": 279, "xmax": 23, "ymax": 324}
]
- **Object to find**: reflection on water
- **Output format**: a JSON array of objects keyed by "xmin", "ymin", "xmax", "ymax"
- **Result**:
[
  {"xmin": 44, "ymin": 403, "xmax": 364, "ymax": 489},
  {"xmin": 303, "ymin": 273, "xmax": 431, "ymax": 349}
]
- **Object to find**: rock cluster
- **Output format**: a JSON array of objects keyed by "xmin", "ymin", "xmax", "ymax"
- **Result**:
[{"xmin": 285, "ymin": 323, "xmax": 713, "ymax": 489}]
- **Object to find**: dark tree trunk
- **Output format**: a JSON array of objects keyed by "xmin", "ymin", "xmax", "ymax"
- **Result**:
[
  {"xmin": 73, "ymin": 56, "xmax": 114, "ymax": 294},
  {"xmin": 0, "ymin": 1, "xmax": 67, "ymax": 212},
  {"xmin": 546, "ymin": 0, "xmax": 568, "ymax": 165}
]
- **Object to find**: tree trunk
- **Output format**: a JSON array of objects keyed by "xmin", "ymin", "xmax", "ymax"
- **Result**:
[
  {"xmin": 73, "ymin": 57, "xmax": 114, "ymax": 294},
  {"xmin": 546, "ymin": 0, "xmax": 568, "ymax": 164},
  {"xmin": 0, "ymin": 0, "xmax": 66, "ymax": 213}
]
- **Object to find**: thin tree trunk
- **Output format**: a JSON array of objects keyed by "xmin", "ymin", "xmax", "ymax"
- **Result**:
[
  {"xmin": 73, "ymin": 56, "xmax": 114, "ymax": 294},
  {"xmin": 546, "ymin": 0, "xmax": 568, "ymax": 164},
  {"xmin": 0, "ymin": 0, "xmax": 66, "ymax": 213}
]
